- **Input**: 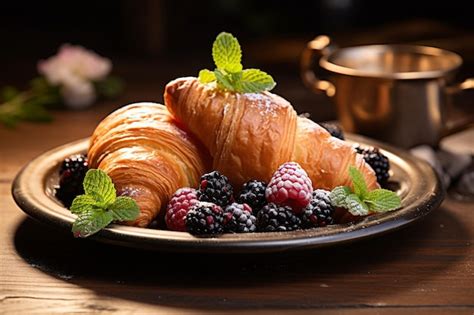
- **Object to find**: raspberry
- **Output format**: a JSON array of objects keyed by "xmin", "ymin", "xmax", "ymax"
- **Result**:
[
  {"xmin": 301, "ymin": 189, "xmax": 335, "ymax": 228},
  {"xmin": 223, "ymin": 203, "xmax": 257, "ymax": 233},
  {"xmin": 165, "ymin": 188, "xmax": 199, "ymax": 231},
  {"xmin": 185, "ymin": 202, "xmax": 224, "ymax": 235},
  {"xmin": 237, "ymin": 180, "xmax": 267, "ymax": 213},
  {"xmin": 257, "ymin": 203, "xmax": 302, "ymax": 232},
  {"xmin": 265, "ymin": 162, "xmax": 312, "ymax": 213},
  {"xmin": 197, "ymin": 171, "xmax": 233, "ymax": 207},
  {"xmin": 55, "ymin": 154, "xmax": 88, "ymax": 207},
  {"xmin": 355, "ymin": 146, "xmax": 390, "ymax": 185},
  {"xmin": 319, "ymin": 122, "xmax": 345, "ymax": 140}
]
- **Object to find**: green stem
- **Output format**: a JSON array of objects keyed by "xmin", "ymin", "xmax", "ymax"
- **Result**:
[{"xmin": 0, "ymin": 89, "xmax": 35, "ymax": 114}]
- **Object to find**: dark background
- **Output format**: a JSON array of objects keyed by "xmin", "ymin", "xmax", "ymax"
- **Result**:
[{"xmin": 1, "ymin": 0, "xmax": 473, "ymax": 121}]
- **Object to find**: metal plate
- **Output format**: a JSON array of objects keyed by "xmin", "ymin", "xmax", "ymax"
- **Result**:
[{"xmin": 12, "ymin": 135, "xmax": 444, "ymax": 253}]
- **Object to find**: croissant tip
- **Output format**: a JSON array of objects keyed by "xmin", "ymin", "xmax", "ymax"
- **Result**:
[
  {"xmin": 165, "ymin": 77, "xmax": 189, "ymax": 98},
  {"xmin": 165, "ymin": 77, "xmax": 198, "ymax": 111},
  {"xmin": 166, "ymin": 76, "xmax": 196, "ymax": 90}
]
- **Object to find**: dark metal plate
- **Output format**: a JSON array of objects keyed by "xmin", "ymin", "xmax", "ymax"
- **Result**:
[{"xmin": 11, "ymin": 135, "xmax": 444, "ymax": 253}]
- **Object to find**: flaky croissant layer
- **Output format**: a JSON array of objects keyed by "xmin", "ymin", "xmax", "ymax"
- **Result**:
[
  {"xmin": 88, "ymin": 102, "xmax": 210, "ymax": 227},
  {"xmin": 165, "ymin": 77, "xmax": 379, "ymax": 191}
]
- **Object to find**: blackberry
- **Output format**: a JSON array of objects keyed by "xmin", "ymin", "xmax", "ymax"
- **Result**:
[
  {"xmin": 59, "ymin": 154, "xmax": 88, "ymax": 175},
  {"xmin": 355, "ymin": 146, "xmax": 390, "ymax": 185},
  {"xmin": 301, "ymin": 189, "xmax": 335, "ymax": 228},
  {"xmin": 197, "ymin": 171, "xmax": 233, "ymax": 207},
  {"xmin": 55, "ymin": 154, "xmax": 88, "ymax": 207},
  {"xmin": 185, "ymin": 202, "xmax": 224, "ymax": 235},
  {"xmin": 257, "ymin": 203, "xmax": 302, "ymax": 232},
  {"xmin": 223, "ymin": 203, "xmax": 257, "ymax": 233},
  {"xmin": 237, "ymin": 180, "xmax": 267, "ymax": 213},
  {"xmin": 320, "ymin": 122, "xmax": 345, "ymax": 140}
]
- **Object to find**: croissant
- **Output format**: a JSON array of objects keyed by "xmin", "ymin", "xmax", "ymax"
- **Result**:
[
  {"xmin": 164, "ymin": 77, "xmax": 379, "ymax": 191},
  {"xmin": 88, "ymin": 102, "xmax": 210, "ymax": 227}
]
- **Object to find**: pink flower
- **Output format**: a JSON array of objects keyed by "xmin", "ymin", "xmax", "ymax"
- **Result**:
[{"xmin": 38, "ymin": 44, "xmax": 112, "ymax": 109}]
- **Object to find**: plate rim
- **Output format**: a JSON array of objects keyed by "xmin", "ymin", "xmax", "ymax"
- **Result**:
[{"xmin": 11, "ymin": 135, "xmax": 445, "ymax": 253}]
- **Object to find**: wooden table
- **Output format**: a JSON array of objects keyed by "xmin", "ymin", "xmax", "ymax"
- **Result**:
[{"xmin": 1, "ymin": 80, "xmax": 473, "ymax": 315}]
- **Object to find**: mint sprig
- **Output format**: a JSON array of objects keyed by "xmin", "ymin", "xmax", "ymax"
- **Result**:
[
  {"xmin": 329, "ymin": 166, "xmax": 401, "ymax": 216},
  {"xmin": 198, "ymin": 32, "xmax": 276, "ymax": 93},
  {"xmin": 70, "ymin": 169, "xmax": 140, "ymax": 238}
]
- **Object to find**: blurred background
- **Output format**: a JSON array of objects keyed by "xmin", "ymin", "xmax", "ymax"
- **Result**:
[{"xmin": 1, "ymin": 0, "xmax": 473, "ymax": 122}]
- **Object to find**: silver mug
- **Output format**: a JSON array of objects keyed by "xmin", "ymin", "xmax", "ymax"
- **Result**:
[{"xmin": 301, "ymin": 35, "xmax": 474, "ymax": 148}]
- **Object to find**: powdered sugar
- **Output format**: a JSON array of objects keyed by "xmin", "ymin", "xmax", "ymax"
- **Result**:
[
  {"xmin": 245, "ymin": 93, "xmax": 278, "ymax": 117},
  {"xmin": 223, "ymin": 103, "xmax": 231, "ymax": 115}
]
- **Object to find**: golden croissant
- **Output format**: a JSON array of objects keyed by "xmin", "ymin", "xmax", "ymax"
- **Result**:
[
  {"xmin": 88, "ymin": 102, "xmax": 210, "ymax": 227},
  {"xmin": 164, "ymin": 77, "xmax": 379, "ymax": 191}
]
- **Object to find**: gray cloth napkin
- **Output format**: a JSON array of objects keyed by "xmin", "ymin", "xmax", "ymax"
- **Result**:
[{"xmin": 410, "ymin": 145, "xmax": 473, "ymax": 198}]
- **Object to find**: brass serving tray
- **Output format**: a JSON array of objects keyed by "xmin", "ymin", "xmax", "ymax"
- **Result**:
[{"xmin": 12, "ymin": 135, "xmax": 444, "ymax": 253}]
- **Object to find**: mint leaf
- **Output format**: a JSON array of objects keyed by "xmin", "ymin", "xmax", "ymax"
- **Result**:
[
  {"xmin": 70, "ymin": 195, "xmax": 101, "ymax": 214},
  {"xmin": 94, "ymin": 76, "xmax": 123, "ymax": 99},
  {"xmin": 349, "ymin": 166, "xmax": 368, "ymax": 198},
  {"xmin": 1, "ymin": 86, "xmax": 19, "ymax": 102},
  {"xmin": 30, "ymin": 77, "xmax": 52, "ymax": 93},
  {"xmin": 199, "ymin": 69, "xmax": 216, "ymax": 84},
  {"xmin": 82, "ymin": 169, "xmax": 116, "ymax": 205},
  {"xmin": 237, "ymin": 69, "xmax": 276, "ymax": 93},
  {"xmin": 365, "ymin": 189, "xmax": 401, "ymax": 212},
  {"xmin": 72, "ymin": 208, "xmax": 114, "ymax": 238},
  {"xmin": 214, "ymin": 69, "xmax": 235, "ymax": 91},
  {"xmin": 329, "ymin": 186, "xmax": 351, "ymax": 207},
  {"xmin": 345, "ymin": 194, "xmax": 369, "ymax": 216},
  {"xmin": 108, "ymin": 196, "xmax": 140, "ymax": 221},
  {"xmin": 19, "ymin": 102, "xmax": 53, "ymax": 122},
  {"xmin": 212, "ymin": 32, "xmax": 242, "ymax": 73}
]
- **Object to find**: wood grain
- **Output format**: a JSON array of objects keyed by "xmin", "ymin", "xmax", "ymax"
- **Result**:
[{"xmin": 1, "ymin": 71, "xmax": 473, "ymax": 315}]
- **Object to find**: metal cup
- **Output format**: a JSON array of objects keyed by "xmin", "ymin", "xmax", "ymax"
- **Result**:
[{"xmin": 301, "ymin": 35, "xmax": 474, "ymax": 148}]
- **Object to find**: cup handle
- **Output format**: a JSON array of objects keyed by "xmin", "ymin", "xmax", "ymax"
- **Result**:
[
  {"xmin": 443, "ymin": 78, "xmax": 474, "ymax": 136},
  {"xmin": 300, "ymin": 35, "xmax": 337, "ymax": 97}
]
